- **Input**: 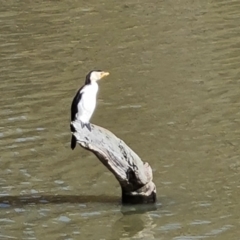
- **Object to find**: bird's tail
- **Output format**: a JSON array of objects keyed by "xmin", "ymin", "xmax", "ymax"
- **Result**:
[
  {"xmin": 71, "ymin": 135, "xmax": 76, "ymax": 150},
  {"xmin": 70, "ymin": 123, "xmax": 76, "ymax": 150}
]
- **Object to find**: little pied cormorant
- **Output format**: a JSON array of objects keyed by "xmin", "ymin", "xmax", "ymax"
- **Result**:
[{"xmin": 70, "ymin": 70, "xmax": 110, "ymax": 150}]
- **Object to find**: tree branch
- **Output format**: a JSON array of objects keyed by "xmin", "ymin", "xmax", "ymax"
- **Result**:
[{"xmin": 71, "ymin": 120, "xmax": 157, "ymax": 204}]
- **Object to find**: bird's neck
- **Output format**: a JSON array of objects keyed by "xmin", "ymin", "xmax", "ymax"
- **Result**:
[{"xmin": 88, "ymin": 81, "xmax": 99, "ymax": 92}]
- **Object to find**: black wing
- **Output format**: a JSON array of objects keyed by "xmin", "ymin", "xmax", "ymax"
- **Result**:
[
  {"xmin": 70, "ymin": 87, "xmax": 84, "ymax": 150},
  {"xmin": 71, "ymin": 86, "xmax": 84, "ymax": 121}
]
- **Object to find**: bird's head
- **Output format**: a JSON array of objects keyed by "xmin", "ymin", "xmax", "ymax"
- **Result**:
[{"xmin": 85, "ymin": 70, "xmax": 110, "ymax": 84}]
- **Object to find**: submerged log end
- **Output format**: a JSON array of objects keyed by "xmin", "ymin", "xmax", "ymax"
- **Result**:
[{"xmin": 122, "ymin": 181, "xmax": 157, "ymax": 204}]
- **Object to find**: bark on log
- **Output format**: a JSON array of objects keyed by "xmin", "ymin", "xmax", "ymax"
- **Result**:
[{"xmin": 71, "ymin": 120, "xmax": 157, "ymax": 204}]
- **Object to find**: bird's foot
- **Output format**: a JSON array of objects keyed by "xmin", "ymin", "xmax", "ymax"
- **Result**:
[
  {"xmin": 80, "ymin": 121, "xmax": 91, "ymax": 132},
  {"xmin": 86, "ymin": 123, "xmax": 91, "ymax": 131},
  {"xmin": 80, "ymin": 121, "xmax": 85, "ymax": 129}
]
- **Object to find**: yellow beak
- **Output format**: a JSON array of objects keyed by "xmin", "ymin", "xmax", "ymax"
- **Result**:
[{"xmin": 100, "ymin": 71, "xmax": 110, "ymax": 79}]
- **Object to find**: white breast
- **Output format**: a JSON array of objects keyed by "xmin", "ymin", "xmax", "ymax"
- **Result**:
[{"xmin": 76, "ymin": 83, "xmax": 99, "ymax": 123}]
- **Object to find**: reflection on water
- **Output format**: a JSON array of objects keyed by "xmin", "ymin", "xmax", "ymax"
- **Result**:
[
  {"xmin": 1, "ymin": 0, "xmax": 240, "ymax": 239},
  {"xmin": 112, "ymin": 209, "xmax": 156, "ymax": 240}
]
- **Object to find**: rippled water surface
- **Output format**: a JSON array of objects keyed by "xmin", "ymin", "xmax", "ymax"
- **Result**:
[{"xmin": 1, "ymin": 0, "xmax": 240, "ymax": 239}]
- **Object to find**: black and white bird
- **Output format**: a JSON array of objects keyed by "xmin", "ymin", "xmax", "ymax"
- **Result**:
[{"xmin": 70, "ymin": 70, "xmax": 110, "ymax": 150}]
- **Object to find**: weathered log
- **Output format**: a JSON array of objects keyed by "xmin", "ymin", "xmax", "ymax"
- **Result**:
[{"xmin": 71, "ymin": 120, "xmax": 157, "ymax": 204}]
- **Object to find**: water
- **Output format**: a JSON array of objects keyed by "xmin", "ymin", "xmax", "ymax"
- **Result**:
[{"xmin": 1, "ymin": 0, "xmax": 240, "ymax": 239}]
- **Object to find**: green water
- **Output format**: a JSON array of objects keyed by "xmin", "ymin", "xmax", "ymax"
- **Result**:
[{"xmin": 1, "ymin": 0, "xmax": 240, "ymax": 239}]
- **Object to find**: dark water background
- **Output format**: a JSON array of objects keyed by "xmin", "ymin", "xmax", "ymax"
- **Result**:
[{"xmin": 1, "ymin": 0, "xmax": 240, "ymax": 239}]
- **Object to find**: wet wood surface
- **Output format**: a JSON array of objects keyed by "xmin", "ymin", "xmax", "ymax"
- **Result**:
[{"xmin": 71, "ymin": 120, "xmax": 157, "ymax": 204}]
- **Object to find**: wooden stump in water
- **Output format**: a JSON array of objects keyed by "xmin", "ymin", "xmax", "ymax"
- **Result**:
[{"xmin": 71, "ymin": 120, "xmax": 157, "ymax": 204}]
